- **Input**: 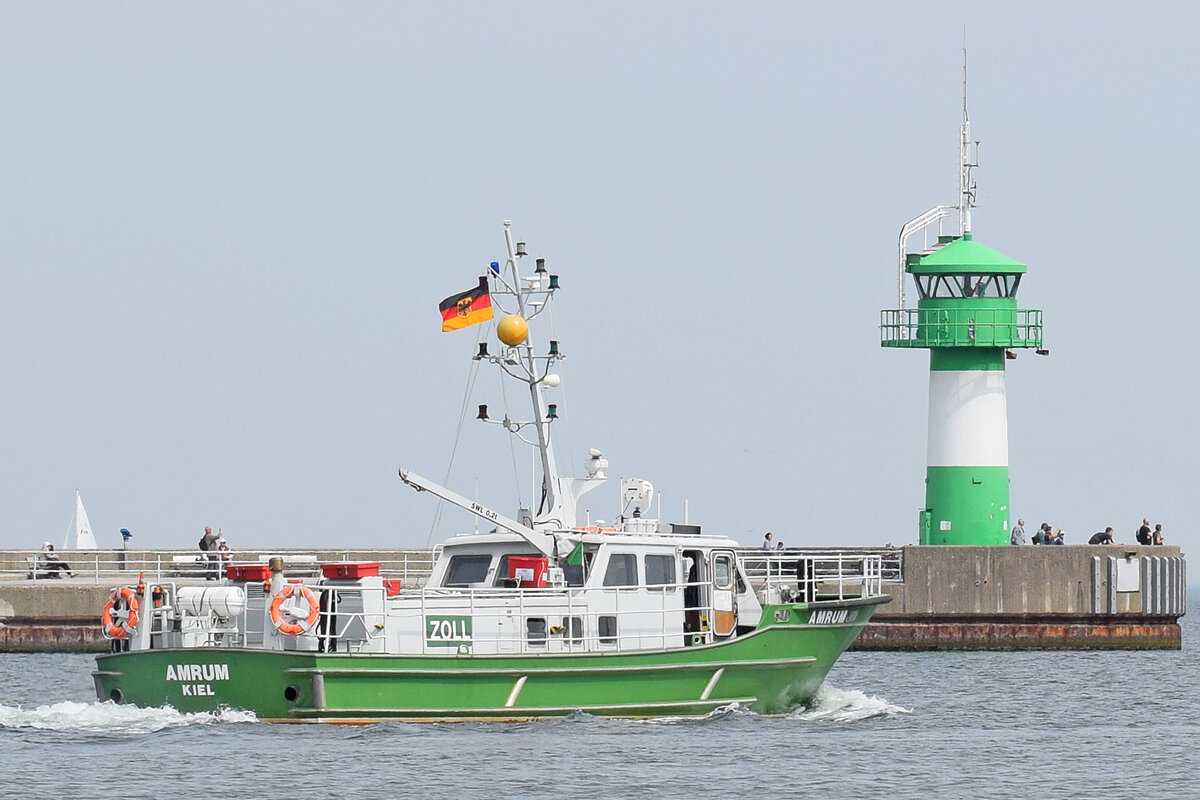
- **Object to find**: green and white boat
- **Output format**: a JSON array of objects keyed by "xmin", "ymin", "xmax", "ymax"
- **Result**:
[{"xmin": 93, "ymin": 222, "xmax": 890, "ymax": 722}]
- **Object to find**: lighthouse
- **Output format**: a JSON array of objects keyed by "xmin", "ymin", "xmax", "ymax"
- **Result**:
[{"xmin": 881, "ymin": 57, "xmax": 1044, "ymax": 545}]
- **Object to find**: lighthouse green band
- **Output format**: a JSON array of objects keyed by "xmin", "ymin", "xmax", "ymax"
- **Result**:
[
  {"xmin": 929, "ymin": 347, "xmax": 1005, "ymax": 372},
  {"xmin": 922, "ymin": 466, "xmax": 1011, "ymax": 545}
]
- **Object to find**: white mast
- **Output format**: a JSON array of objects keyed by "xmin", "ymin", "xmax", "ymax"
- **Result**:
[
  {"xmin": 959, "ymin": 47, "xmax": 978, "ymax": 236},
  {"xmin": 480, "ymin": 222, "xmax": 607, "ymax": 532},
  {"xmin": 499, "ymin": 221, "xmax": 564, "ymax": 524}
]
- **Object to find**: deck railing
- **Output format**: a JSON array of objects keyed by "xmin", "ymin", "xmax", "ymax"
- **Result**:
[
  {"xmin": 880, "ymin": 307, "xmax": 1043, "ymax": 348},
  {"xmin": 2, "ymin": 548, "xmax": 897, "ymax": 591},
  {"xmin": 737, "ymin": 547, "xmax": 902, "ymax": 588},
  {"xmin": 0, "ymin": 548, "xmax": 436, "ymax": 587}
]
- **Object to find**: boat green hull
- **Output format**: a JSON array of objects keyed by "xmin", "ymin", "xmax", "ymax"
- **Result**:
[{"xmin": 92, "ymin": 599, "xmax": 884, "ymax": 722}]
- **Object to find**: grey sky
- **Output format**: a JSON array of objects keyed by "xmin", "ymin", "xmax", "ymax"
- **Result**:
[{"xmin": 1, "ymin": 3, "xmax": 1196, "ymax": 564}]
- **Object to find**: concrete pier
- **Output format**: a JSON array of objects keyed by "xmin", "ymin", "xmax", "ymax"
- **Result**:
[
  {"xmin": 855, "ymin": 544, "xmax": 1186, "ymax": 650},
  {"xmin": 0, "ymin": 544, "xmax": 1186, "ymax": 652}
]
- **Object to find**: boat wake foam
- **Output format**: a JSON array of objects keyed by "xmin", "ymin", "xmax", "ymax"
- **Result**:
[
  {"xmin": 790, "ymin": 684, "xmax": 911, "ymax": 722},
  {"xmin": 0, "ymin": 700, "xmax": 258, "ymax": 732},
  {"xmin": 629, "ymin": 687, "xmax": 908, "ymax": 726}
]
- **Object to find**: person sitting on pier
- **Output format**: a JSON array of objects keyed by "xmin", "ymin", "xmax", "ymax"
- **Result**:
[
  {"xmin": 1031, "ymin": 523, "xmax": 1049, "ymax": 545},
  {"xmin": 1049, "ymin": 528, "xmax": 1065, "ymax": 545},
  {"xmin": 1088, "ymin": 527, "xmax": 1115, "ymax": 545},
  {"xmin": 39, "ymin": 542, "xmax": 75, "ymax": 578}
]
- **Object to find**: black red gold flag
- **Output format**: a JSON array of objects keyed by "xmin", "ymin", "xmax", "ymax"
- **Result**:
[{"xmin": 439, "ymin": 276, "xmax": 494, "ymax": 331}]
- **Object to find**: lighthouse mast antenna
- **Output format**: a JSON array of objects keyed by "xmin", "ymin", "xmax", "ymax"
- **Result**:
[{"xmin": 959, "ymin": 46, "xmax": 978, "ymax": 236}]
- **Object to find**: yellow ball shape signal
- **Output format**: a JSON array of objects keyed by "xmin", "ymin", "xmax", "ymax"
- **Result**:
[{"xmin": 497, "ymin": 314, "xmax": 529, "ymax": 346}]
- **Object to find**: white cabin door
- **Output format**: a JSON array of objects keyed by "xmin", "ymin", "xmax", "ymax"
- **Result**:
[{"xmin": 710, "ymin": 550, "xmax": 737, "ymax": 637}]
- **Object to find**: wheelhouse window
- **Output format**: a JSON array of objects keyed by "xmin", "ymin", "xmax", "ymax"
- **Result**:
[
  {"xmin": 645, "ymin": 554, "xmax": 676, "ymax": 590},
  {"xmin": 602, "ymin": 553, "xmax": 638, "ymax": 587},
  {"xmin": 443, "ymin": 555, "xmax": 491, "ymax": 587}
]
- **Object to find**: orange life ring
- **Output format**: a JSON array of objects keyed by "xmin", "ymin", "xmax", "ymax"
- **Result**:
[
  {"xmin": 102, "ymin": 586, "xmax": 140, "ymax": 639},
  {"xmin": 269, "ymin": 583, "xmax": 320, "ymax": 636}
]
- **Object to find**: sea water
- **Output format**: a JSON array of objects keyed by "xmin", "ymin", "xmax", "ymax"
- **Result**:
[{"xmin": 2, "ymin": 597, "xmax": 1197, "ymax": 800}]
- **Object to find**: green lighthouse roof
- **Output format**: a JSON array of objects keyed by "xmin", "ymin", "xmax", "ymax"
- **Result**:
[{"xmin": 908, "ymin": 233, "xmax": 1026, "ymax": 275}]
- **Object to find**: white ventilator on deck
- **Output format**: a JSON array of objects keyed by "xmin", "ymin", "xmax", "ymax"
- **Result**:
[{"xmin": 63, "ymin": 490, "xmax": 98, "ymax": 550}]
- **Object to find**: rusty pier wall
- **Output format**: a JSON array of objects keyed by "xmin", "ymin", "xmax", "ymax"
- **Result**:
[
  {"xmin": 855, "ymin": 544, "xmax": 1187, "ymax": 650},
  {"xmin": 0, "ymin": 584, "xmax": 111, "ymax": 652}
]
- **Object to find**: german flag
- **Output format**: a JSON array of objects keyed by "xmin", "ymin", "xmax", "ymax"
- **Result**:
[{"xmin": 439, "ymin": 276, "xmax": 494, "ymax": 332}]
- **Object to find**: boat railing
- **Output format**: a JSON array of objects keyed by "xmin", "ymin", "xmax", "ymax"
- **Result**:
[
  {"xmin": 737, "ymin": 547, "xmax": 902, "ymax": 589},
  {"xmin": 0, "ymin": 548, "xmax": 437, "ymax": 587},
  {"xmin": 146, "ymin": 580, "xmax": 704, "ymax": 655},
  {"xmin": 0, "ymin": 547, "xmax": 896, "ymax": 591},
  {"xmin": 736, "ymin": 549, "xmax": 894, "ymax": 604}
]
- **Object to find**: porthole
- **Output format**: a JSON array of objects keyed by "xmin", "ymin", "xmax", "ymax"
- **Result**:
[
  {"xmin": 284, "ymin": 685, "xmax": 301, "ymax": 703},
  {"xmin": 109, "ymin": 688, "xmax": 124, "ymax": 703}
]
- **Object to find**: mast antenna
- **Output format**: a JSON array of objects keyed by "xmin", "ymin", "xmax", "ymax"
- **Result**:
[{"xmin": 959, "ymin": 45, "xmax": 978, "ymax": 235}]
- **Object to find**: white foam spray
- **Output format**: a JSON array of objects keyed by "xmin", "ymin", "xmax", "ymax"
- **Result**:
[{"xmin": 0, "ymin": 700, "xmax": 257, "ymax": 732}]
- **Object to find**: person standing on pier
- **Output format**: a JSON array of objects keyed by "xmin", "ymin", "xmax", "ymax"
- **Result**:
[
  {"xmin": 1136, "ymin": 519, "xmax": 1152, "ymax": 545},
  {"xmin": 1010, "ymin": 519, "xmax": 1026, "ymax": 545},
  {"xmin": 762, "ymin": 531, "xmax": 774, "ymax": 550},
  {"xmin": 199, "ymin": 525, "xmax": 221, "ymax": 580},
  {"xmin": 1153, "ymin": 524, "xmax": 1165, "ymax": 545}
]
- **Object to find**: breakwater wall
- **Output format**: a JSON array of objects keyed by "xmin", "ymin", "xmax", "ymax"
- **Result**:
[
  {"xmin": 856, "ymin": 544, "xmax": 1186, "ymax": 650},
  {"xmin": 0, "ymin": 545, "xmax": 1186, "ymax": 652}
]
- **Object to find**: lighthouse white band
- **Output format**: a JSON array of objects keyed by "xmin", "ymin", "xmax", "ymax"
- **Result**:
[{"xmin": 926, "ymin": 370, "xmax": 1009, "ymax": 466}]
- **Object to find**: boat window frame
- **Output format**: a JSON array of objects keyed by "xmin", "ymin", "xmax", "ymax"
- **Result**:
[
  {"xmin": 713, "ymin": 553, "xmax": 734, "ymax": 591},
  {"xmin": 598, "ymin": 615, "xmax": 617, "ymax": 644},
  {"xmin": 602, "ymin": 552, "xmax": 639, "ymax": 587},
  {"xmin": 644, "ymin": 553, "xmax": 677, "ymax": 591},
  {"xmin": 526, "ymin": 617, "xmax": 547, "ymax": 646},
  {"xmin": 442, "ymin": 554, "xmax": 492, "ymax": 587}
]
